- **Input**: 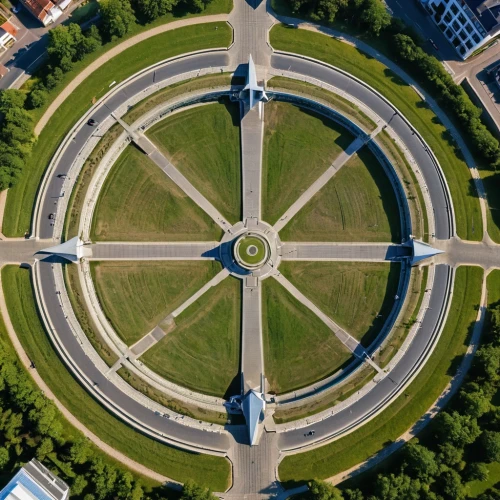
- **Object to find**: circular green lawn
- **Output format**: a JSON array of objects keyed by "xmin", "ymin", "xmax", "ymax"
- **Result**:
[{"xmin": 236, "ymin": 236, "xmax": 267, "ymax": 266}]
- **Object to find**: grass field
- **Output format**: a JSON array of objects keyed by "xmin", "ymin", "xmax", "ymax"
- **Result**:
[
  {"xmin": 273, "ymin": 364, "xmax": 376, "ymax": 424},
  {"xmin": 2, "ymin": 265, "xmax": 230, "ymax": 490},
  {"xmin": 270, "ymin": 25, "xmax": 482, "ymax": 241},
  {"xmin": 4, "ymin": 21, "xmax": 232, "ymax": 237},
  {"xmin": 279, "ymin": 266, "xmax": 483, "ymax": 484},
  {"xmin": 141, "ymin": 276, "xmax": 241, "ymax": 398},
  {"xmin": 267, "ymin": 77, "xmax": 377, "ymax": 133},
  {"xmin": 91, "ymin": 145, "xmax": 223, "ymax": 242},
  {"xmin": 262, "ymin": 278, "xmax": 352, "ymax": 394},
  {"xmin": 64, "ymin": 264, "xmax": 118, "ymax": 367},
  {"xmin": 91, "ymin": 260, "xmax": 221, "ymax": 346},
  {"xmin": 262, "ymin": 101, "xmax": 354, "ymax": 225},
  {"xmin": 147, "ymin": 101, "xmax": 241, "ymax": 224},
  {"xmin": 280, "ymin": 147, "xmax": 401, "ymax": 242},
  {"xmin": 480, "ymin": 171, "xmax": 500, "ymax": 243},
  {"xmin": 279, "ymin": 262, "xmax": 400, "ymax": 346}
]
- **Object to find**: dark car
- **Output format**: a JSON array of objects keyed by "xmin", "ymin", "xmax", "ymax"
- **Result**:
[
  {"xmin": 87, "ymin": 119, "xmax": 98, "ymax": 126},
  {"xmin": 48, "ymin": 213, "xmax": 55, "ymax": 220}
]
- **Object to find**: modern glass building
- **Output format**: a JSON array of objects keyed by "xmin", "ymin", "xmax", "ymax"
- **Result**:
[{"xmin": 420, "ymin": 0, "xmax": 500, "ymax": 59}]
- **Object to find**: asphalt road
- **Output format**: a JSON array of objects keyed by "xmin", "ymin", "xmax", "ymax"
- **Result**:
[
  {"xmin": 271, "ymin": 54, "xmax": 453, "ymax": 240},
  {"xmin": 37, "ymin": 261, "xmax": 231, "ymax": 452},
  {"xmin": 38, "ymin": 51, "xmax": 229, "ymax": 240},
  {"xmin": 279, "ymin": 263, "xmax": 451, "ymax": 450}
]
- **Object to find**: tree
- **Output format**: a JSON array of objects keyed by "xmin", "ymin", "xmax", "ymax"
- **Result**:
[
  {"xmin": 481, "ymin": 431, "xmax": 500, "ymax": 462},
  {"xmin": 459, "ymin": 388, "xmax": 490, "ymax": 418},
  {"xmin": 373, "ymin": 473, "xmax": 423, "ymax": 500},
  {"xmin": 181, "ymin": 479, "xmax": 218, "ymax": 500},
  {"xmin": 435, "ymin": 411, "xmax": 482, "ymax": 447},
  {"xmin": 360, "ymin": 0, "xmax": 391, "ymax": 36},
  {"xmin": 436, "ymin": 442, "xmax": 463, "ymax": 468},
  {"xmin": 465, "ymin": 462, "xmax": 489, "ymax": 482},
  {"xmin": 69, "ymin": 438, "xmax": 92, "ymax": 464},
  {"xmin": 36, "ymin": 437, "xmax": 53, "ymax": 459},
  {"xmin": 28, "ymin": 89, "xmax": 48, "ymax": 109},
  {"xmin": 0, "ymin": 150, "xmax": 24, "ymax": 190},
  {"xmin": 47, "ymin": 25, "xmax": 78, "ymax": 67},
  {"xmin": 343, "ymin": 490, "xmax": 364, "ymax": 500},
  {"xmin": 71, "ymin": 475, "xmax": 88, "ymax": 496},
  {"xmin": 393, "ymin": 33, "xmax": 421, "ymax": 62},
  {"xmin": 402, "ymin": 440, "xmax": 438, "ymax": 480},
  {"xmin": 0, "ymin": 89, "xmax": 26, "ymax": 112},
  {"xmin": 0, "ymin": 447, "xmax": 9, "ymax": 470},
  {"xmin": 438, "ymin": 468, "xmax": 467, "ymax": 500},
  {"xmin": 309, "ymin": 479, "xmax": 343, "ymax": 500},
  {"xmin": 134, "ymin": 0, "xmax": 178, "ymax": 21},
  {"xmin": 100, "ymin": 0, "xmax": 136, "ymax": 39}
]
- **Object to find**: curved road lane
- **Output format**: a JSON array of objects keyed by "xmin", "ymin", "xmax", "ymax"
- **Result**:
[{"xmin": 38, "ymin": 51, "xmax": 229, "ymax": 240}]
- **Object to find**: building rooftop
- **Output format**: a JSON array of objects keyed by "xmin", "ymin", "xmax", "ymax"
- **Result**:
[
  {"xmin": 464, "ymin": 0, "xmax": 500, "ymax": 33},
  {"xmin": 0, "ymin": 21, "xmax": 18, "ymax": 38},
  {"xmin": 0, "ymin": 459, "xmax": 70, "ymax": 500}
]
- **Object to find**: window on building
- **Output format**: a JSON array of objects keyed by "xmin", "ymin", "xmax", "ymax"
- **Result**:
[
  {"xmin": 458, "ymin": 29, "xmax": 467, "ymax": 40},
  {"xmin": 465, "ymin": 39, "xmax": 473, "ymax": 49},
  {"xmin": 458, "ymin": 12, "xmax": 466, "ymax": 24},
  {"xmin": 472, "ymin": 33, "xmax": 481, "ymax": 44},
  {"xmin": 444, "ymin": 12, "xmax": 452, "ymax": 22},
  {"xmin": 445, "ymin": 27, "xmax": 453, "ymax": 39},
  {"xmin": 452, "ymin": 20, "xmax": 460, "ymax": 31},
  {"xmin": 439, "ymin": 22, "xmax": 447, "ymax": 32},
  {"xmin": 452, "ymin": 36, "xmax": 461, "ymax": 46},
  {"xmin": 458, "ymin": 45, "xmax": 466, "ymax": 55},
  {"xmin": 450, "ymin": 4, "xmax": 459, "ymax": 15},
  {"xmin": 465, "ymin": 23, "xmax": 473, "ymax": 34}
]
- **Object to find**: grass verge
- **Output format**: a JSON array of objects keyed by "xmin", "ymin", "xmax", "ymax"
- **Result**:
[
  {"xmin": 279, "ymin": 266, "xmax": 483, "ymax": 484},
  {"xmin": 262, "ymin": 277, "xmax": 352, "ymax": 395},
  {"xmin": 2, "ymin": 265, "xmax": 231, "ymax": 490},
  {"xmin": 4, "ymin": 21, "xmax": 232, "ymax": 237},
  {"xmin": 270, "ymin": 25, "xmax": 482, "ymax": 241}
]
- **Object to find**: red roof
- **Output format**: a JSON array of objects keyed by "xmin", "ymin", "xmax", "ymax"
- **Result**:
[
  {"xmin": 1, "ymin": 21, "xmax": 18, "ymax": 38},
  {"xmin": 20, "ymin": 0, "xmax": 55, "ymax": 22}
]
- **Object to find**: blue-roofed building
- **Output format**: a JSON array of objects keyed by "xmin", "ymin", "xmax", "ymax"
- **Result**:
[{"xmin": 0, "ymin": 459, "xmax": 69, "ymax": 500}]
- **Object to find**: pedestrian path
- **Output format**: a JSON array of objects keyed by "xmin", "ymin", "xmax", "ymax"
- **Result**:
[
  {"xmin": 242, "ymin": 283, "xmax": 264, "ymax": 393},
  {"xmin": 89, "ymin": 242, "xmax": 219, "ymax": 260},
  {"xmin": 281, "ymin": 242, "xmax": 410, "ymax": 262},
  {"xmin": 273, "ymin": 135, "xmax": 366, "ymax": 232},
  {"xmin": 241, "ymin": 106, "xmax": 264, "ymax": 220}
]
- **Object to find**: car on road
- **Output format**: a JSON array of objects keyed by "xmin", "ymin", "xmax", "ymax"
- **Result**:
[
  {"xmin": 428, "ymin": 38, "xmax": 439, "ymax": 51},
  {"xmin": 87, "ymin": 118, "xmax": 98, "ymax": 126},
  {"xmin": 48, "ymin": 213, "xmax": 54, "ymax": 220}
]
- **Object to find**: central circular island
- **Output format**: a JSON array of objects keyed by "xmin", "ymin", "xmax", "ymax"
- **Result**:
[{"xmin": 234, "ymin": 233, "xmax": 270, "ymax": 269}]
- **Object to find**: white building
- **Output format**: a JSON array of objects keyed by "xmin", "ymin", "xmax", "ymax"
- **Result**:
[
  {"xmin": 0, "ymin": 459, "xmax": 70, "ymax": 500},
  {"xmin": 420, "ymin": 0, "xmax": 500, "ymax": 59}
]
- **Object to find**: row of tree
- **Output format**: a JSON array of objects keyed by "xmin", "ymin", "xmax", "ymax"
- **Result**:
[
  {"xmin": 0, "ymin": 0, "xmax": 215, "ymax": 192},
  {"xmin": 305, "ymin": 303, "xmax": 500, "ymax": 500},
  {"xmin": 284, "ymin": 0, "xmax": 500, "ymax": 171},
  {"xmin": 0, "ymin": 332, "xmax": 217, "ymax": 499}
]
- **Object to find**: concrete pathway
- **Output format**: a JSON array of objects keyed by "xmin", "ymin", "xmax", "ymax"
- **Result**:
[
  {"xmin": 241, "ymin": 106, "xmax": 264, "ymax": 221},
  {"xmin": 0, "ymin": 238, "xmax": 51, "ymax": 265},
  {"xmin": 273, "ymin": 136, "xmax": 365, "ymax": 232},
  {"xmin": 89, "ymin": 242, "xmax": 219, "ymax": 260},
  {"xmin": 272, "ymin": 272, "xmax": 382, "ymax": 374},
  {"xmin": 281, "ymin": 242, "xmax": 410, "ymax": 262},
  {"xmin": 435, "ymin": 237, "xmax": 500, "ymax": 269},
  {"xmin": 129, "ymin": 268, "xmax": 231, "ymax": 358},
  {"xmin": 147, "ymin": 146, "xmax": 231, "ymax": 231},
  {"xmin": 242, "ymin": 282, "xmax": 264, "ymax": 393}
]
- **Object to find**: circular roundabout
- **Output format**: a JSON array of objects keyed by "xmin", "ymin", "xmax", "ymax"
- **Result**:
[{"xmin": 28, "ymin": 16, "xmax": 459, "ymax": 495}]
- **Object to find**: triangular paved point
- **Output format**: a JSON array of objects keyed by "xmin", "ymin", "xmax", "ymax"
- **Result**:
[
  {"xmin": 405, "ymin": 238, "xmax": 444, "ymax": 265},
  {"xmin": 35, "ymin": 236, "xmax": 92, "ymax": 263},
  {"xmin": 239, "ymin": 55, "xmax": 269, "ymax": 117},
  {"xmin": 242, "ymin": 389, "xmax": 266, "ymax": 446}
]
